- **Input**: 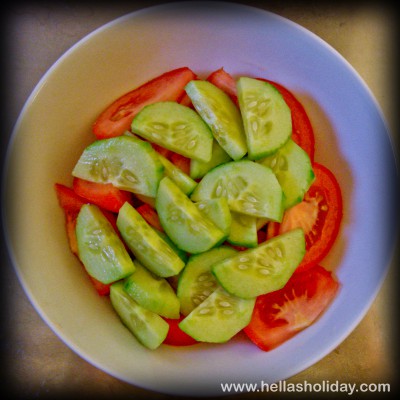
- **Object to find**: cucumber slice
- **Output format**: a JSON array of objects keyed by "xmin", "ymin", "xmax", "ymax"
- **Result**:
[
  {"xmin": 131, "ymin": 101, "xmax": 213, "ymax": 163},
  {"xmin": 124, "ymin": 261, "xmax": 180, "ymax": 319},
  {"xmin": 227, "ymin": 212, "xmax": 258, "ymax": 248},
  {"xmin": 191, "ymin": 160, "xmax": 284, "ymax": 221},
  {"xmin": 258, "ymin": 139, "xmax": 315, "ymax": 209},
  {"xmin": 237, "ymin": 77, "xmax": 292, "ymax": 160},
  {"xmin": 195, "ymin": 198, "xmax": 232, "ymax": 237},
  {"xmin": 157, "ymin": 153, "xmax": 197, "ymax": 195},
  {"xmin": 110, "ymin": 281, "xmax": 169, "ymax": 350},
  {"xmin": 212, "ymin": 228, "xmax": 305, "ymax": 299},
  {"xmin": 156, "ymin": 177, "xmax": 226, "ymax": 254},
  {"xmin": 185, "ymin": 80, "xmax": 247, "ymax": 160},
  {"xmin": 179, "ymin": 287, "xmax": 255, "ymax": 343},
  {"xmin": 190, "ymin": 140, "xmax": 232, "ymax": 180},
  {"xmin": 177, "ymin": 246, "xmax": 238, "ymax": 316},
  {"xmin": 72, "ymin": 135, "xmax": 163, "ymax": 197},
  {"xmin": 76, "ymin": 204, "xmax": 135, "ymax": 284},
  {"xmin": 117, "ymin": 202, "xmax": 185, "ymax": 277}
]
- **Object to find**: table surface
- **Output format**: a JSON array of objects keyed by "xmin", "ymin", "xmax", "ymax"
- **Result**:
[{"xmin": 3, "ymin": 2, "xmax": 398, "ymax": 398}]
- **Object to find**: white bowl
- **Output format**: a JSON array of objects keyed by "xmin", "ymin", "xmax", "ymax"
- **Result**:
[{"xmin": 3, "ymin": 2, "xmax": 398, "ymax": 397}]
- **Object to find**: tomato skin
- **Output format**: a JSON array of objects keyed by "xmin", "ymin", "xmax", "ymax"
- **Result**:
[
  {"xmin": 55, "ymin": 183, "xmax": 87, "ymax": 217},
  {"xmin": 93, "ymin": 67, "xmax": 196, "ymax": 139},
  {"xmin": 244, "ymin": 265, "xmax": 339, "ymax": 351},
  {"xmin": 207, "ymin": 67, "xmax": 238, "ymax": 105},
  {"xmin": 163, "ymin": 316, "xmax": 199, "ymax": 346},
  {"xmin": 279, "ymin": 163, "xmax": 343, "ymax": 273},
  {"xmin": 72, "ymin": 178, "xmax": 132, "ymax": 213},
  {"xmin": 55, "ymin": 183, "xmax": 114, "ymax": 296},
  {"xmin": 257, "ymin": 79, "xmax": 315, "ymax": 161}
]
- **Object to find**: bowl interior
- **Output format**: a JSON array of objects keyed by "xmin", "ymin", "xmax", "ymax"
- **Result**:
[{"xmin": 3, "ymin": 2, "xmax": 397, "ymax": 396}]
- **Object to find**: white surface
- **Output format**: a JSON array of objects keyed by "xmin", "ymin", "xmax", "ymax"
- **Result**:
[{"xmin": 3, "ymin": 2, "xmax": 398, "ymax": 397}]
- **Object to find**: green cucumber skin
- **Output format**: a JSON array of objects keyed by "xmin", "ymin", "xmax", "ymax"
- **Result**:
[
  {"xmin": 131, "ymin": 101, "xmax": 213, "ymax": 163},
  {"xmin": 76, "ymin": 204, "xmax": 135, "ymax": 284},
  {"xmin": 179, "ymin": 287, "xmax": 255, "ymax": 343},
  {"xmin": 237, "ymin": 77, "xmax": 292, "ymax": 160},
  {"xmin": 124, "ymin": 261, "xmax": 180, "ymax": 319},
  {"xmin": 177, "ymin": 246, "xmax": 238, "ymax": 316},
  {"xmin": 110, "ymin": 282, "xmax": 169, "ymax": 350},
  {"xmin": 72, "ymin": 136, "xmax": 164, "ymax": 197},
  {"xmin": 185, "ymin": 80, "xmax": 247, "ymax": 161},
  {"xmin": 117, "ymin": 202, "xmax": 185, "ymax": 278},
  {"xmin": 156, "ymin": 177, "xmax": 226, "ymax": 254},
  {"xmin": 212, "ymin": 229, "xmax": 306, "ymax": 299}
]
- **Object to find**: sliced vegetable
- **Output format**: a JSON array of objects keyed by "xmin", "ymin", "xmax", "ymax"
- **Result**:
[
  {"xmin": 124, "ymin": 261, "xmax": 180, "ymax": 319},
  {"xmin": 227, "ymin": 212, "xmax": 258, "ymax": 248},
  {"xmin": 244, "ymin": 265, "xmax": 339, "ymax": 351},
  {"xmin": 131, "ymin": 101, "xmax": 213, "ymax": 163},
  {"xmin": 156, "ymin": 177, "xmax": 226, "ymax": 254},
  {"xmin": 72, "ymin": 135, "xmax": 164, "ymax": 197},
  {"xmin": 93, "ymin": 67, "xmax": 196, "ymax": 139},
  {"xmin": 76, "ymin": 204, "xmax": 135, "ymax": 284},
  {"xmin": 117, "ymin": 202, "xmax": 185, "ymax": 277},
  {"xmin": 177, "ymin": 246, "xmax": 238, "ymax": 316},
  {"xmin": 72, "ymin": 177, "xmax": 132, "ymax": 213},
  {"xmin": 179, "ymin": 287, "xmax": 255, "ymax": 343},
  {"xmin": 278, "ymin": 163, "xmax": 343, "ymax": 272},
  {"xmin": 163, "ymin": 316, "xmax": 199, "ymax": 346},
  {"xmin": 237, "ymin": 77, "xmax": 292, "ymax": 160},
  {"xmin": 212, "ymin": 229, "xmax": 305, "ymax": 299},
  {"xmin": 110, "ymin": 281, "xmax": 169, "ymax": 350},
  {"xmin": 258, "ymin": 139, "xmax": 315, "ymax": 209},
  {"xmin": 190, "ymin": 139, "xmax": 232, "ymax": 180},
  {"xmin": 207, "ymin": 67, "xmax": 238, "ymax": 105},
  {"xmin": 260, "ymin": 78, "xmax": 315, "ymax": 161},
  {"xmin": 185, "ymin": 80, "xmax": 247, "ymax": 160},
  {"xmin": 191, "ymin": 160, "xmax": 284, "ymax": 221}
]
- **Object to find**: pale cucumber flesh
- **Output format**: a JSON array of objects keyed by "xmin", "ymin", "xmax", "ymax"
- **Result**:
[
  {"xmin": 212, "ymin": 228, "xmax": 306, "ymax": 299},
  {"xmin": 110, "ymin": 282, "xmax": 169, "ymax": 350},
  {"xmin": 76, "ymin": 204, "xmax": 135, "ymax": 284},
  {"xmin": 72, "ymin": 135, "xmax": 164, "ymax": 197}
]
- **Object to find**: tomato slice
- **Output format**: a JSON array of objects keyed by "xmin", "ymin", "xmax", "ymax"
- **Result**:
[
  {"xmin": 163, "ymin": 316, "xmax": 199, "ymax": 346},
  {"xmin": 207, "ymin": 67, "xmax": 238, "ymax": 105},
  {"xmin": 257, "ymin": 79, "xmax": 315, "ymax": 161},
  {"xmin": 278, "ymin": 163, "xmax": 343, "ymax": 273},
  {"xmin": 93, "ymin": 67, "xmax": 197, "ymax": 139},
  {"xmin": 244, "ymin": 265, "xmax": 339, "ymax": 351},
  {"xmin": 72, "ymin": 177, "xmax": 132, "ymax": 213},
  {"xmin": 55, "ymin": 183, "xmax": 87, "ymax": 217}
]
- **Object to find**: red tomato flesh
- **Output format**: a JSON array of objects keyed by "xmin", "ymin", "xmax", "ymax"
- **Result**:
[
  {"xmin": 244, "ymin": 265, "xmax": 339, "ymax": 351},
  {"xmin": 55, "ymin": 183, "xmax": 87, "ymax": 217},
  {"xmin": 279, "ymin": 163, "xmax": 343, "ymax": 273},
  {"xmin": 207, "ymin": 67, "xmax": 238, "ymax": 105},
  {"xmin": 72, "ymin": 177, "xmax": 132, "ymax": 213},
  {"xmin": 93, "ymin": 67, "xmax": 196, "ymax": 139},
  {"xmin": 163, "ymin": 316, "xmax": 199, "ymax": 346}
]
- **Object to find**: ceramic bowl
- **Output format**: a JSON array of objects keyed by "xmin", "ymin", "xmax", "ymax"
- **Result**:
[{"xmin": 3, "ymin": 2, "xmax": 397, "ymax": 396}]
